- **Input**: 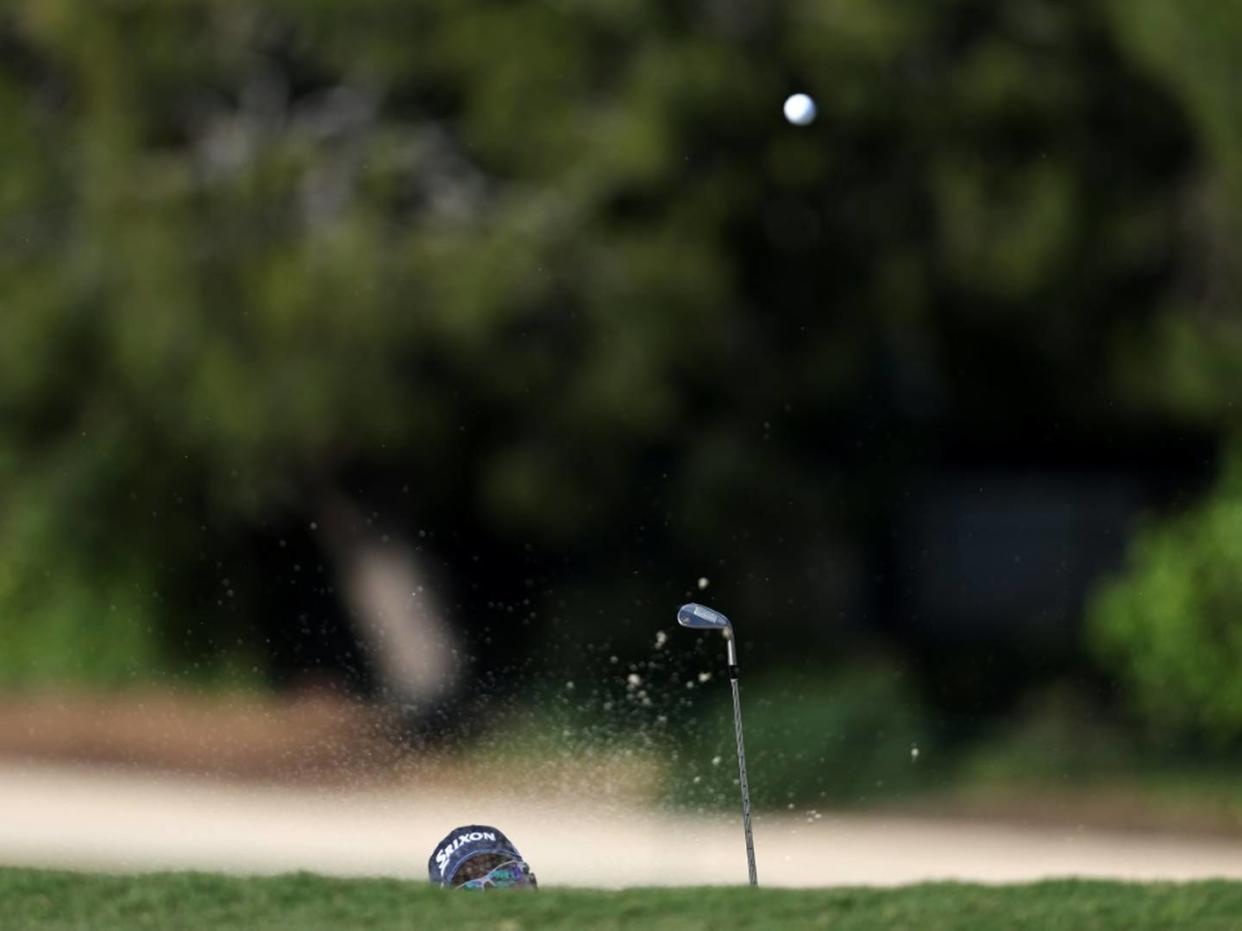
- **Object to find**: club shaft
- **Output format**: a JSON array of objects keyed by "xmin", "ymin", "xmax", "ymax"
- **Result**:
[{"xmin": 730, "ymin": 674, "xmax": 758, "ymax": 886}]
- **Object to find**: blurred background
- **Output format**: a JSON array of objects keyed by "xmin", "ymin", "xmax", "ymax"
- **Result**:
[{"xmin": 3, "ymin": 0, "xmax": 1242, "ymax": 884}]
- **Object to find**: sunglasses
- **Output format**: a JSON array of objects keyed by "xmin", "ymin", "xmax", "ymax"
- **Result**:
[{"xmin": 455, "ymin": 859, "xmax": 538, "ymax": 891}]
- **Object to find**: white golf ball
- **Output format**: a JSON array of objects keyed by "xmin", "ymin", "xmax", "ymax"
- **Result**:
[{"xmin": 783, "ymin": 93, "xmax": 817, "ymax": 126}]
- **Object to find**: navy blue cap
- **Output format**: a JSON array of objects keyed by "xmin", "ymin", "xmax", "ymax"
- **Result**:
[{"xmin": 428, "ymin": 825, "xmax": 525, "ymax": 887}]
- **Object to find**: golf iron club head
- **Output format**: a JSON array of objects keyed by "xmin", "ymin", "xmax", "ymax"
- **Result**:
[
  {"xmin": 677, "ymin": 602, "xmax": 738, "ymax": 669},
  {"xmin": 677, "ymin": 602, "xmax": 732, "ymax": 630}
]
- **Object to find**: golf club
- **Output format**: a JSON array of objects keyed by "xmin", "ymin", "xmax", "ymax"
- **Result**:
[{"xmin": 676, "ymin": 602, "xmax": 757, "ymax": 887}]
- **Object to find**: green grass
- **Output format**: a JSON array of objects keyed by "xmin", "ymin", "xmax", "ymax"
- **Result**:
[{"xmin": 4, "ymin": 869, "xmax": 1242, "ymax": 931}]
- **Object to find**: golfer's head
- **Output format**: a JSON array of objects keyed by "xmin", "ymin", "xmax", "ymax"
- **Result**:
[{"xmin": 428, "ymin": 825, "xmax": 537, "ymax": 890}]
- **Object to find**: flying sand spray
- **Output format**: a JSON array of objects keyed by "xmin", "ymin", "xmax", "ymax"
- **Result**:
[{"xmin": 676, "ymin": 602, "xmax": 757, "ymax": 886}]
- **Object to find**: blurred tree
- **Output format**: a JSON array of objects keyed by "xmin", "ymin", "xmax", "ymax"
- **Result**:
[
  {"xmin": 1083, "ymin": 0, "xmax": 1242, "ymax": 741},
  {"xmin": 0, "ymin": 0, "xmax": 1212, "ymax": 726},
  {"xmin": 1106, "ymin": 0, "xmax": 1242, "ymax": 428}
]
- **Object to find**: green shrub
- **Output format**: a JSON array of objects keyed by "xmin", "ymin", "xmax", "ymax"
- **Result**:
[
  {"xmin": 0, "ymin": 446, "xmax": 260, "ymax": 690},
  {"xmin": 667, "ymin": 664, "xmax": 938, "ymax": 811},
  {"xmin": 958, "ymin": 685, "xmax": 1134, "ymax": 787},
  {"xmin": 1088, "ymin": 454, "xmax": 1242, "ymax": 742}
]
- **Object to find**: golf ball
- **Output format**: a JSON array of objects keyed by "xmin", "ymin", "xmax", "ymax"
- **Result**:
[{"xmin": 783, "ymin": 93, "xmax": 817, "ymax": 126}]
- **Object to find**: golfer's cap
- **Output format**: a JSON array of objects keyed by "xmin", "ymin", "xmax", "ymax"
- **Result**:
[{"xmin": 428, "ymin": 825, "xmax": 525, "ymax": 887}]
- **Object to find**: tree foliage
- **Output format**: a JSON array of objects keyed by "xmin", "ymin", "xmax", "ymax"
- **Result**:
[
  {"xmin": 1082, "ymin": 1, "xmax": 1242, "ymax": 740},
  {"xmin": 0, "ymin": 0, "xmax": 1226, "ymax": 697}
]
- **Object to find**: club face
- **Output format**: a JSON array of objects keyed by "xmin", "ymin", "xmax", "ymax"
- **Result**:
[{"xmin": 677, "ymin": 602, "xmax": 732, "ymax": 631}]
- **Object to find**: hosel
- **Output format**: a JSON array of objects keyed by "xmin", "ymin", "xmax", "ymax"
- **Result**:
[{"xmin": 725, "ymin": 627, "xmax": 739, "ymax": 679}]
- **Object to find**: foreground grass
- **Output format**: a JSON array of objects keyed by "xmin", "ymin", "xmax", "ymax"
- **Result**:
[{"xmin": 3, "ymin": 870, "xmax": 1242, "ymax": 931}]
